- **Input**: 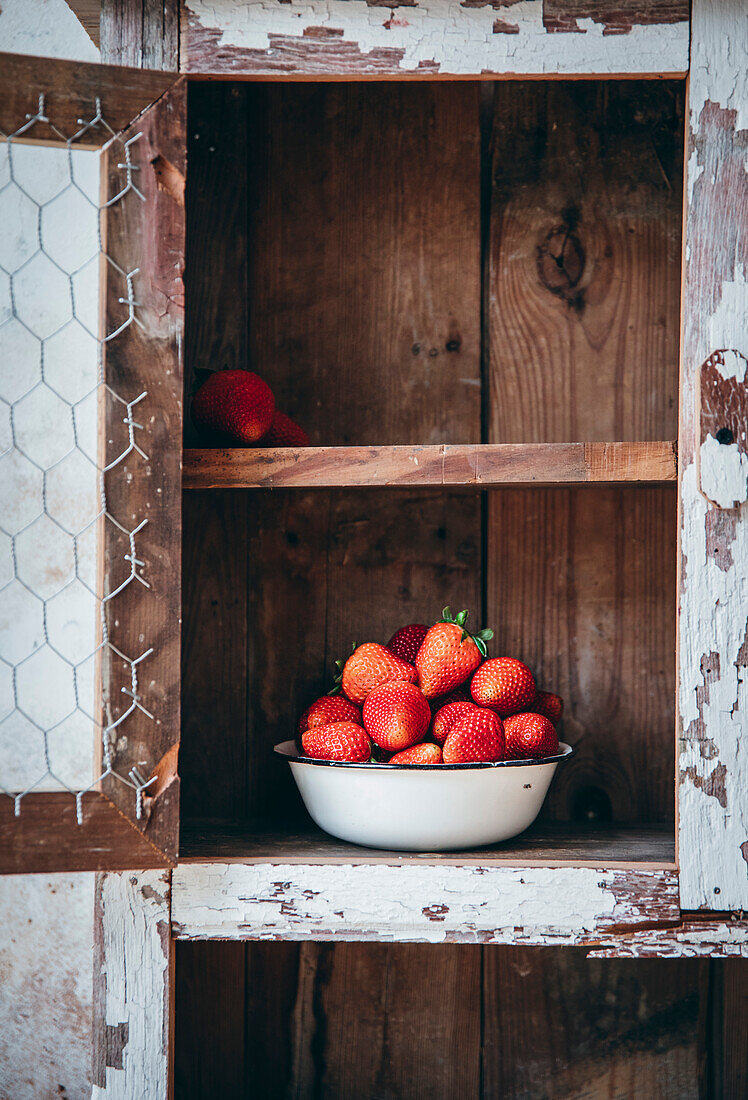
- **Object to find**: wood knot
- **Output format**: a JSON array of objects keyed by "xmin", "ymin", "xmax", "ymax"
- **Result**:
[{"xmin": 537, "ymin": 210, "xmax": 586, "ymax": 308}]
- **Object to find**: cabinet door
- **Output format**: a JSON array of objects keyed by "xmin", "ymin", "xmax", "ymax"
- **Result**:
[{"xmin": 0, "ymin": 53, "xmax": 184, "ymax": 871}]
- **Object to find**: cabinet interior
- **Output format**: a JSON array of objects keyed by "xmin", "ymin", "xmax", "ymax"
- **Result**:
[{"xmin": 180, "ymin": 77, "xmax": 684, "ymax": 863}]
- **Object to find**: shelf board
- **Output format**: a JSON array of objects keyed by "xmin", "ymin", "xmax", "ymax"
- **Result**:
[
  {"xmin": 173, "ymin": 822, "xmax": 678, "ymax": 945},
  {"xmin": 179, "ymin": 820, "xmax": 676, "ymax": 870},
  {"xmin": 183, "ymin": 441, "xmax": 677, "ymax": 490}
]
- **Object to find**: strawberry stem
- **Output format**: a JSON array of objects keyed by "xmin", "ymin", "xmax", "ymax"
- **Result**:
[{"xmin": 438, "ymin": 608, "xmax": 494, "ymax": 658}]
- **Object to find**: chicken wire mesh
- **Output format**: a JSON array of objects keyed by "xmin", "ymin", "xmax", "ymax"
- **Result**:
[{"xmin": 0, "ymin": 95, "xmax": 157, "ymax": 823}]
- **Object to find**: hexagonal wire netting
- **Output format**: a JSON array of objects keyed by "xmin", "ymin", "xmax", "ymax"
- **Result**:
[{"xmin": 0, "ymin": 94, "xmax": 156, "ymax": 823}]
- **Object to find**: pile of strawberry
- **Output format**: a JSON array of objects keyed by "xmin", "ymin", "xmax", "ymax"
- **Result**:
[
  {"xmin": 192, "ymin": 368, "xmax": 310, "ymax": 447},
  {"xmin": 298, "ymin": 609, "xmax": 563, "ymax": 765}
]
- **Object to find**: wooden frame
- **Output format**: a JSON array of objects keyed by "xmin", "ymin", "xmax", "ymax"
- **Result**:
[{"xmin": 0, "ymin": 54, "xmax": 184, "ymax": 873}]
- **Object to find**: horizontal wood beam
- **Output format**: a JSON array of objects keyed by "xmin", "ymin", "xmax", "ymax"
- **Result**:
[
  {"xmin": 181, "ymin": 0, "xmax": 689, "ymax": 78},
  {"xmin": 587, "ymin": 916, "xmax": 748, "ymax": 957},
  {"xmin": 171, "ymin": 861, "xmax": 679, "ymax": 944},
  {"xmin": 183, "ymin": 441, "xmax": 677, "ymax": 490}
]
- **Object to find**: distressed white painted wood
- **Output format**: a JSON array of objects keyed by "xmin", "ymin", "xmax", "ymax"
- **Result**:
[
  {"xmin": 588, "ymin": 919, "xmax": 748, "ymax": 958},
  {"xmin": 92, "ymin": 870, "xmax": 171, "ymax": 1100},
  {"xmin": 678, "ymin": 0, "xmax": 748, "ymax": 912},
  {"xmin": 172, "ymin": 862, "xmax": 679, "ymax": 944},
  {"xmin": 182, "ymin": 0, "xmax": 689, "ymax": 77}
]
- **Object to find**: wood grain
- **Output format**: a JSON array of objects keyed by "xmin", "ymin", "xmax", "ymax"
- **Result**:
[
  {"xmin": 183, "ymin": 441, "xmax": 677, "ymax": 489},
  {"xmin": 0, "ymin": 51, "xmax": 175, "ymax": 147},
  {"xmin": 180, "ymin": 821, "xmax": 677, "ymax": 868},
  {"xmin": 101, "ymin": 79, "xmax": 185, "ymax": 858},
  {"xmin": 0, "ymin": 792, "xmax": 171, "ymax": 873},
  {"xmin": 101, "ymin": 0, "xmax": 179, "ymax": 70},
  {"xmin": 486, "ymin": 81, "xmax": 683, "ymax": 827},
  {"xmin": 678, "ymin": 0, "xmax": 748, "ymax": 911}
]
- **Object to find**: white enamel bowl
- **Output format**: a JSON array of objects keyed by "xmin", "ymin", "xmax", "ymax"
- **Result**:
[{"xmin": 274, "ymin": 740, "xmax": 573, "ymax": 851}]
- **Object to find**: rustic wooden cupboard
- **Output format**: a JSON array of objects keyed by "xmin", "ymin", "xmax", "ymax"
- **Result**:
[{"xmin": 2, "ymin": 0, "xmax": 747, "ymax": 1094}]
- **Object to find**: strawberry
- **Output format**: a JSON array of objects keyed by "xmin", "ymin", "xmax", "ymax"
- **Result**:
[
  {"xmin": 192, "ymin": 369, "xmax": 274, "ymax": 445},
  {"xmin": 387, "ymin": 623, "xmax": 428, "ymax": 665},
  {"xmin": 263, "ymin": 410, "xmax": 310, "ymax": 447},
  {"xmin": 298, "ymin": 695, "xmax": 361, "ymax": 737},
  {"xmin": 301, "ymin": 721, "xmax": 371, "ymax": 762},
  {"xmin": 431, "ymin": 700, "xmax": 482, "ymax": 746},
  {"xmin": 362, "ymin": 681, "xmax": 431, "ymax": 752},
  {"xmin": 388, "ymin": 742, "xmax": 443, "ymax": 765},
  {"xmin": 415, "ymin": 608, "xmax": 493, "ymax": 698},
  {"xmin": 503, "ymin": 712, "xmax": 559, "ymax": 760},
  {"xmin": 442, "ymin": 708, "xmax": 505, "ymax": 764},
  {"xmin": 342, "ymin": 643, "xmax": 417, "ymax": 707},
  {"xmin": 471, "ymin": 656, "xmax": 536, "ymax": 717},
  {"xmin": 431, "ymin": 686, "xmax": 472, "ymax": 708},
  {"xmin": 531, "ymin": 690, "xmax": 564, "ymax": 725}
]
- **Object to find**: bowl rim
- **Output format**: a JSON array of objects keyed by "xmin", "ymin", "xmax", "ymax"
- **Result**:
[{"xmin": 274, "ymin": 739, "xmax": 574, "ymax": 770}]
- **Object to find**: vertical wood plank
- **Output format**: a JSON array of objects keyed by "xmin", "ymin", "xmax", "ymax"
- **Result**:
[
  {"xmin": 93, "ymin": 870, "xmax": 172, "ymax": 1099},
  {"xmin": 482, "ymin": 947, "xmax": 708, "ymax": 1100},
  {"xmin": 101, "ymin": 0, "xmax": 179, "ymax": 70},
  {"xmin": 101, "ymin": 79, "xmax": 185, "ymax": 857},
  {"xmin": 486, "ymin": 80, "xmax": 683, "ymax": 826},
  {"xmin": 678, "ymin": 0, "xmax": 748, "ymax": 911},
  {"xmin": 174, "ymin": 942, "xmax": 246, "ymax": 1099}
]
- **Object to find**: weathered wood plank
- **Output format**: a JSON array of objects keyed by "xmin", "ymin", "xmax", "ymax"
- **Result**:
[
  {"xmin": 92, "ymin": 869, "xmax": 172, "ymax": 1098},
  {"xmin": 101, "ymin": 80, "xmax": 185, "ymax": 858},
  {"xmin": 171, "ymin": 862, "xmax": 679, "ymax": 943},
  {"xmin": 678, "ymin": 0, "xmax": 748, "ymax": 911},
  {"xmin": 101, "ymin": 0, "xmax": 180, "ymax": 70},
  {"xmin": 179, "ymin": 821, "xmax": 677, "ymax": 868},
  {"xmin": 0, "ymin": 51, "xmax": 174, "ymax": 148},
  {"xmin": 181, "ymin": 0, "xmax": 689, "ymax": 77},
  {"xmin": 183, "ymin": 441, "xmax": 677, "ymax": 489}
]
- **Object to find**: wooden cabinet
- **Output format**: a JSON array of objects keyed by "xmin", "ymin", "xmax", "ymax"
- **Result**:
[{"xmin": 2, "ymin": 0, "xmax": 747, "ymax": 1093}]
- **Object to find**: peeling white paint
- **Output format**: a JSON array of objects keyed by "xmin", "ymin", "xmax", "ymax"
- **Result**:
[
  {"xmin": 699, "ymin": 434, "xmax": 748, "ymax": 508},
  {"xmin": 689, "ymin": 0, "xmax": 748, "ymax": 132},
  {"xmin": 93, "ymin": 870, "xmax": 170, "ymax": 1100},
  {"xmin": 172, "ymin": 862, "xmax": 678, "ymax": 943},
  {"xmin": 588, "ymin": 919, "xmax": 748, "ymax": 958},
  {"xmin": 183, "ymin": 0, "xmax": 689, "ymax": 75}
]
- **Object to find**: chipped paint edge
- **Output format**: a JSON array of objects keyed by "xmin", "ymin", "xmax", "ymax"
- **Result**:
[{"xmin": 588, "ymin": 918, "xmax": 748, "ymax": 957}]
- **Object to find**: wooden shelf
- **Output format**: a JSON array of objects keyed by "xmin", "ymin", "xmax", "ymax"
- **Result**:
[
  {"xmin": 183, "ymin": 441, "xmax": 677, "ymax": 490},
  {"xmin": 179, "ymin": 821, "xmax": 675, "ymax": 870},
  {"xmin": 173, "ymin": 822, "xmax": 678, "ymax": 946}
]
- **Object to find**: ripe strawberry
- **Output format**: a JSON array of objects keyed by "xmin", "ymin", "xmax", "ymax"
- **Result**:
[
  {"xmin": 387, "ymin": 624, "xmax": 428, "ymax": 665},
  {"xmin": 342, "ymin": 643, "xmax": 417, "ymax": 707},
  {"xmin": 192, "ymin": 369, "xmax": 274, "ymax": 444},
  {"xmin": 431, "ymin": 700, "xmax": 481, "ymax": 746},
  {"xmin": 442, "ymin": 709, "xmax": 505, "ymax": 764},
  {"xmin": 471, "ymin": 657, "xmax": 536, "ymax": 717},
  {"xmin": 503, "ymin": 712, "xmax": 559, "ymax": 760},
  {"xmin": 388, "ymin": 742, "xmax": 443, "ymax": 765},
  {"xmin": 263, "ymin": 410, "xmax": 310, "ymax": 447},
  {"xmin": 362, "ymin": 681, "xmax": 431, "ymax": 752},
  {"xmin": 431, "ymin": 686, "xmax": 472, "ymax": 708},
  {"xmin": 298, "ymin": 695, "xmax": 361, "ymax": 737},
  {"xmin": 301, "ymin": 721, "xmax": 371, "ymax": 762},
  {"xmin": 531, "ymin": 690, "xmax": 564, "ymax": 725},
  {"xmin": 415, "ymin": 608, "xmax": 493, "ymax": 698}
]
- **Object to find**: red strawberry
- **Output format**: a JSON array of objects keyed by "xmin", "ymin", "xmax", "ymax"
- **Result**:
[
  {"xmin": 387, "ymin": 623, "xmax": 428, "ymax": 665},
  {"xmin": 503, "ymin": 712, "xmax": 559, "ymax": 760},
  {"xmin": 389, "ymin": 742, "xmax": 443, "ymax": 765},
  {"xmin": 263, "ymin": 410, "xmax": 310, "ymax": 447},
  {"xmin": 298, "ymin": 695, "xmax": 361, "ymax": 737},
  {"xmin": 471, "ymin": 657, "xmax": 536, "ymax": 717},
  {"xmin": 531, "ymin": 690, "xmax": 564, "ymax": 725},
  {"xmin": 415, "ymin": 608, "xmax": 493, "ymax": 698},
  {"xmin": 431, "ymin": 686, "xmax": 472, "ymax": 708},
  {"xmin": 301, "ymin": 721, "xmax": 371, "ymax": 762},
  {"xmin": 362, "ymin": 681, "xmax": 431, "ymax": 752},
  {"xmin": 342, "ymin": 643, "xmax": 417, "ymax": 707},
  {"xmin": 431, "ymin": 700, "xmax": 481, "ymax": 746},
  {"xmin": 442, "ymin": 709, "xmax": 505, "ymax": 764},
  {"xmin": 192, "ymin": 369, "xmax": 274, "ymax": 444}
]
